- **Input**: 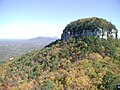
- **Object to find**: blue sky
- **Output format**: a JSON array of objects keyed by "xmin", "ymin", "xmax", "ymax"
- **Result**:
[{"xmin": 0, "ymin": 0, "xmax": 120, "ymax": 39}]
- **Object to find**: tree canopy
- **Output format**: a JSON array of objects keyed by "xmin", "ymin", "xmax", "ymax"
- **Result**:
[{"xmin": 63, "ymin": 17, "xmax": 117, "ymax": 32}]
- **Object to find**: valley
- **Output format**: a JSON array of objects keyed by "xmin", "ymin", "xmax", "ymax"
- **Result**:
[{"xmin": 0, "ymin": 37, "xmax": 57, "ymax": 64}]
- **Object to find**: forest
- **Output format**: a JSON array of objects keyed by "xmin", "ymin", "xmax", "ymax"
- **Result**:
[{"xmin": 0, "ymin": 37, "xmax": 120, "ymax": 90}]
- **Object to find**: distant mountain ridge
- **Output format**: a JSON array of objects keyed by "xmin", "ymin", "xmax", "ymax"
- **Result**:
[{"xmin": 27, "ymin": 36, "xmax": 58, "ymax": 44}]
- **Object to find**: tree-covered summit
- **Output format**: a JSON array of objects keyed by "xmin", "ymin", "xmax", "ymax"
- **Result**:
[{"xmin": 64, "ymin": 17, "xmax": 117, "ymax": 32}]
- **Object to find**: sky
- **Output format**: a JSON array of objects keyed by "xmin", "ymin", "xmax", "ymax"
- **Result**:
[{"xmin": 0, "ymin": 0, "xmax": 120, "ymax": 39}]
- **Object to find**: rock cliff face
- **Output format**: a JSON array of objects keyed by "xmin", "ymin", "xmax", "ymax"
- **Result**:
[{"xmin": 61, "ymin": 17, "xmax": 118, "ymax": 40}]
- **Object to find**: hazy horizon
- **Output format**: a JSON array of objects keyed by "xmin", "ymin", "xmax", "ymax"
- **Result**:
[{"xmin": 0, "ymin": 0, "xmax": 120, "ymax": 39}]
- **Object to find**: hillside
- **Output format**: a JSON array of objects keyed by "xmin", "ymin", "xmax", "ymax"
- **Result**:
[
  {"xmin": 0, "ymin": 37, "xmax": 120, "ymax": 90},
  {"xmin": 0, "ymin": 37, "xmax": 57, "ymax": 64}
]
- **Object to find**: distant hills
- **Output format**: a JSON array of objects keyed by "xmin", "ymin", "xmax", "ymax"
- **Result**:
[
  {"xmin": 26, "ymin": 36, "xmax": 58, "ymax": 45},
  {"xmin": 0, "ymin": 36, "xmax": 58, "ymax": 63}
]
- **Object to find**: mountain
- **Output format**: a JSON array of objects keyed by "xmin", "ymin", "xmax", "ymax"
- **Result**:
[
  {"xmin": 26, "ymin": 36, "xmax": 58, "ymax": 45},
  {"xmin": 61, "ymin": 17, "xmax": 118, "ymax": 40},
  {"xmin": 0, "ymin": 37, "xmax": 57, "ymax": 64},
  {"xmin": 0, "ymin": 17, "xmax": 120, "ymax": 90}
]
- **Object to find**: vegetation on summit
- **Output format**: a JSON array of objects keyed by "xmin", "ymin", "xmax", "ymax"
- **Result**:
[{"xmin": 64, "ymin": 17, "xmax": 117, "ymax": 32}]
